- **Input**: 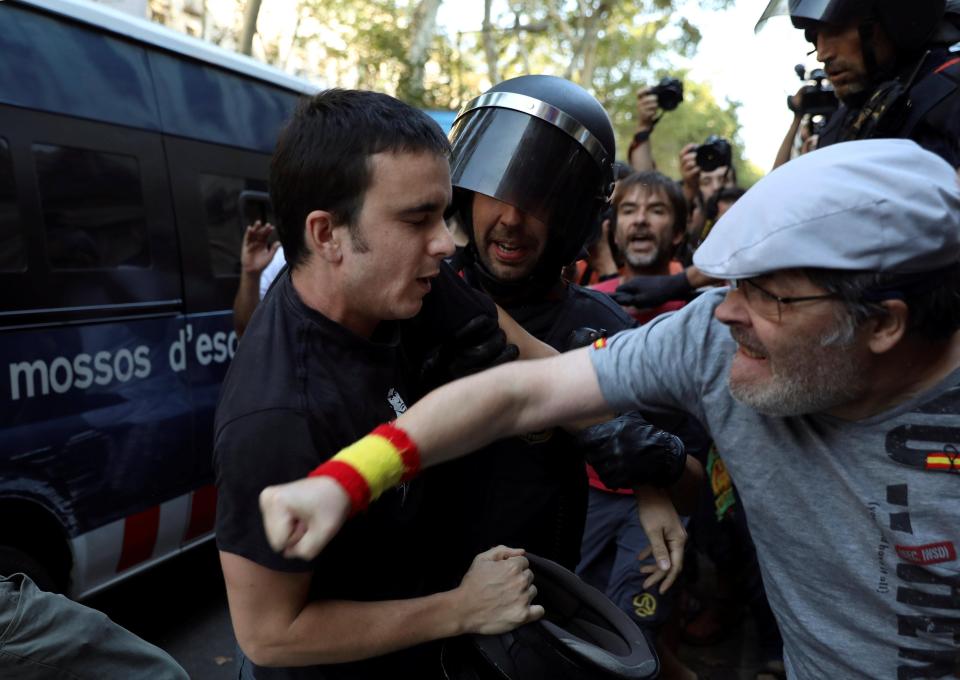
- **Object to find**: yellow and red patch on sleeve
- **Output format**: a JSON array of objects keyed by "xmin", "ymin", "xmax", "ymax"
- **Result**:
[
  {"xmin": 925, "ymin": 452, "xmax": 959, "ymax": 473},
  {"xmin": 593, "ymin": 337, "xmax": 607, "ymax": 350}
]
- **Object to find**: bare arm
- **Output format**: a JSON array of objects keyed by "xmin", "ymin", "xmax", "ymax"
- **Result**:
[
  {"xmin": 628, "ymin": 88, "xmax": 658, "ymax": 172},
  {"xmin": 260, "ymin": 350, "xmax": 609, "ymax": 559},
  {"xmin": 233, "ymin": 272, "xmax": 261, "ymax": 338},
  {"xmin": 404, "ymin": 348, "xmax": 606, "ymax": 465},
  {"xmin": 221, "ymin": 545, "xmax": 541, "ymax": 667},
  {"xmin": 773, "ymin": 113, "xmax": 803, "ymax": 170},
  {"xmin": 496, "ymin": 304, "xmax": 556, "ymax": 360},
  {"xmin": 233, "ymin": 221, "xmax": 280, "ymax": 338},
  {"xmin": 628, "ymin": 138, "xmax": 655, "ymax": 173}
]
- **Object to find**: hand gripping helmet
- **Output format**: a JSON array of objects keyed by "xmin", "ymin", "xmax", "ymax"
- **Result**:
[
  {"xmin": 440, "ymin": 554, "xmax": 658, "ymax": 680},
  {"xmin": 449, "ymin": 75, "xmax": 616, "ymax": 297},
  {"xmin": 756, "ymin": 0, "xmax": 946, "ymax": 55}
]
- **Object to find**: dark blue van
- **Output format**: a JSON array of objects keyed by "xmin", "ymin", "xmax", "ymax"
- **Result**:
[{"xmin": 0, "ymin": 0, "xmax": 320, "ymax": 597}]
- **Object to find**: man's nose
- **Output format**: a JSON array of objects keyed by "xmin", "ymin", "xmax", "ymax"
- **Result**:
[
  {"xmin": 500, "ymin": 203, "xmax": 526, "ymax": 227},
  {"xmin": 714, "ymin": 286, "xmax": 750, "ymax": 327},
  {"xmin": 816, "ymin": 31, "xmax": 835, "ymax": 64},
  {"xmin": 429, "ymin": 218, "xmax": 456, "ymax": 259}
]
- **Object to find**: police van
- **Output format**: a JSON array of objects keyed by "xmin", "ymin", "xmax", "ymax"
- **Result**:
[{"xmin": 0, "ymin": 0, "xmax": 428, "ymax": 598}]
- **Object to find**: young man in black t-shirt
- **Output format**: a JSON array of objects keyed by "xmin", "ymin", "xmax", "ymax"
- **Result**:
[{"xmin": 214, "ymin": 90, "xmax": 545, "ymax": 680}]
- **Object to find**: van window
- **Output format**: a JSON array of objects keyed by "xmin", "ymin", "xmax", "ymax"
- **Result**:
[
  {"xmin": 0, "ymin": 4, "xmax": 159, "ymax": 131},
  {"xmin": 150, "ymin": 50, "xmax": 298, "ymax": 153},
  {"xmin": 0, "ymin": 138, "xmax": 25, "ymax": 272},
  {"xmin": 34, "ymin": 144, "xmax": 150, "ymax": 270},
  {"xmin": 200, "ymin": 174, "xmax": 268, "ymax": 277}
]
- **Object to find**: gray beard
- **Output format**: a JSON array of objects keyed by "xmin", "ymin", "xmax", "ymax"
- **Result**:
[
  {"xmin": 624, "ymin": 248, "xmax": 667, "ymax": 271},
  {"xmin": 728, "ymin": 333, "xmax": 868, "ymax": 417}
]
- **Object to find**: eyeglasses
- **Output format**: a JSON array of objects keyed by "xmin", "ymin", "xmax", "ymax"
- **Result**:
[{"xmin": 728, "ymin": 278, "xmax": 838, "ymax": 322}]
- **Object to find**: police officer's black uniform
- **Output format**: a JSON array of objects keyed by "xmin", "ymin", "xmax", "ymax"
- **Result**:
[{"xmin": 771, "ymin": 0, "xmax": 960, "ymax": 165}]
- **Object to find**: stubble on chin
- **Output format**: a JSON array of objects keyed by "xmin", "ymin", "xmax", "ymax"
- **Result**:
[{"xmin": 727, "ymin": 334, "xmax": 867, "ymax": 418}]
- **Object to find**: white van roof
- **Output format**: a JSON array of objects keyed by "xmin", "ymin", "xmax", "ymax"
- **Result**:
[{"xmin": 16, "ymin": 0, "xmax": 321, "ymax": 95}]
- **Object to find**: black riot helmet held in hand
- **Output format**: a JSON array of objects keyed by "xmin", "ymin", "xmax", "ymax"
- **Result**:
[
  {"xmin": 449, "ymin": 75, "xmax": 616, "ymax": 298},
  {"xmin": 441, "ymin": 554, "xmax": 658, "ymax": 680}
]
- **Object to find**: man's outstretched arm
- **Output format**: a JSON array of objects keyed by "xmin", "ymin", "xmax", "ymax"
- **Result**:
[{"xmin": 261, "ymin": 348, "xmax": 607, "ymax": 559}]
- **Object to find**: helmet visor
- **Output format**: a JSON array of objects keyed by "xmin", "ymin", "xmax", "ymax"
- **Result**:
[
  {"xmin": 755, "ymin": 0, "xmax": 852, "ymax": 33},
  {"xmin": 448, "ymin": 106, "xmax": 606, "ymax": 230}
]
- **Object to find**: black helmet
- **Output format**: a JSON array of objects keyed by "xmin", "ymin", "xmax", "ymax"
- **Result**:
[
  {"xmin": 449, "ymin": 75, "xmax": 616, "ymax": 297},
  {"xmin": 756, "ymin": 0, "xmax": 946, "ymax": 54},
  {"xmin": 440, "ymin": 554, "xmax": 658, "ymax": 680}
]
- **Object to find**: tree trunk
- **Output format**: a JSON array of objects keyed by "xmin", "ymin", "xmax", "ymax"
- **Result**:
[
  {"xmin": 239, "ymin": 0, "xmax": 262, "ymax": 56},
  {"xmin": 399, "ymin": 0, "xmax": 442, "ymax": 104},
  {"xmin": 482, "ymin": 0, "xmax": 500, "ymax": 84}
]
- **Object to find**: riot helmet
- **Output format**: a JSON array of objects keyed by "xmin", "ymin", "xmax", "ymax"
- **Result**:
[
  {"xmin": 449, "ymin": 75, "xmax": 615, "ymax": 297},
  {"xmin": 756, "ymin": 0, "xmax": 946, "ymax": 56},
  {"xmin": 441, "ymin": 554, "xmax": 658, "ymax": 680}
]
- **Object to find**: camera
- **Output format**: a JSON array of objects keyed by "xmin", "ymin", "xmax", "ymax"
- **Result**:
[
  {"xmin": 790, "ymin": 64, "xmax": 839, "ymax": 117},
  {"xmin": 695, "ymin": 136, "xmax": 733, "ymax": 172},
  {"xmin": 650, "ymin": 77, "xmax": 684, "ymax": 111}
]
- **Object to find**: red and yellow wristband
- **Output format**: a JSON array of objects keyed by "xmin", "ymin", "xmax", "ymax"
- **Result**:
[{"xmin": 307, "ymin": 423, "xmax": 420, "ymax": 515}]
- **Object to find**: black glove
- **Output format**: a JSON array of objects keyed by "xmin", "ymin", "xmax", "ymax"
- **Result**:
[
  {"xmin": 575, "ymin": 412, "xmax": 686, "ymax": 489},
  {"xmin": 611, "ymin": 271, "xmax": 693, "ymax": 309},
  {"xmin": 420, "ymin": 315, "xmax": 519, "ymax": 389}
]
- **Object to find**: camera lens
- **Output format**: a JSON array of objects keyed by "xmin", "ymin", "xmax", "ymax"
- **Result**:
[
  {"xmin": 695, "ymin": 136, "xmax": 733, "ymax": 172},
  {"xmin": 652, "ymin": 77, "xmax": 683, "ymax": 111}
]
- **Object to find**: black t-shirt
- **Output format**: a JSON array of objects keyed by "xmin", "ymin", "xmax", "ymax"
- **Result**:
[
  {"xmin": 214, "ymin": 262, "xmax": 494, "ymax": 679},
  {"xmin": 421, "ymin": 282, "xmax": 636, "ymax": 588}
]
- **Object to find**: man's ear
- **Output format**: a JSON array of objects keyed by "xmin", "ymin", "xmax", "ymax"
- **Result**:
[
  {"xmin": 304, "ymin": 210, "xmax": 342, "ymax": 263},
  {"xmin": 867, "ymin": 299, "xmax": 909, "ymax": 355}
]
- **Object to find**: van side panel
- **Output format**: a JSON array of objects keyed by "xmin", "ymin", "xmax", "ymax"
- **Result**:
[
  {"xmin": 0, "ymin": 0, "xmax": 327, "ymax": 598},
  {"xmin": 150, "ymin": 50, "xmax": 300, "ymax": 153},
  {"xmin": 2, "ymin": 317, "xmax": 195, "ymax": 528},
  {"xmin": 0, "ymin": 3, "xmax": 161, "ymax": 130}
]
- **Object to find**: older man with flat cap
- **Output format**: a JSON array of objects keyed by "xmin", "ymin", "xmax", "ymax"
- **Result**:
[{"xmin": 260, "ymin": 139, "xmax": 960, "ymax": 679}]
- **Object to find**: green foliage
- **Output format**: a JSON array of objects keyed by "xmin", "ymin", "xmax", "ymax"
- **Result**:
[
  {"xmin": 292, "ymin": 0, "xmax": 410, "ymax": 91},
  {"xmin": 250, "ymin": 0, "xmax": 763, "ymax": 185},
  {"xmin": 613, "ymin": 75, "xmax": 763, "ymax": 186}
]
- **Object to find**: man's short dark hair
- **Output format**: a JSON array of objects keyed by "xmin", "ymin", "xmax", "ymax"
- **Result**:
[
  {"xmin": 806, "ymin": 264, "xmax": 960, "ymax": 342},
  {"xmin": 611, "ymin": 171, "xmax": 687, "ymax": 237},
  {"xmin": 270, "ymin": 89, "xmax": 451, "ymax": 268}
]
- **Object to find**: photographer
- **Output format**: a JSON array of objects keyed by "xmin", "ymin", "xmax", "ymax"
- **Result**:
[
  {"xmin": 773, "ymin": 66, "xmax": 840, "ymax": 169},
  {"xmin": 678, "ymin": 136, "xmax": 736, "ymax": 257},
  {"xmin": 773, "ymin": 91, "xmax": 814, "ymax": 170},
  {"xmin": 628, "ymin": 78, "xmax": 683, "ymax": 172}
]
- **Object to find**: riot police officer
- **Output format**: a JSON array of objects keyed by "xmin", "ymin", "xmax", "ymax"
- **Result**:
[
  {"xmin": 427, "ymin": 75, "xmax": 703, "ymax": 680},
  {"xmin": 759, "ymin": 0, "xmax": 960, "ymax": 165}
]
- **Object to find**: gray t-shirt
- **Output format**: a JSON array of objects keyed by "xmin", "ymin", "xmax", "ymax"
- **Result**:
[{"xmin": 589, "ymin": 289, "xmax": 960, "ymax": 679}]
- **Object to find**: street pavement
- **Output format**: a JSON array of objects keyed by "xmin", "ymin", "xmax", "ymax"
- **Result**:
[{"xmin": 86, "ymin": 541, "xmax": 237, "ymax": 679}]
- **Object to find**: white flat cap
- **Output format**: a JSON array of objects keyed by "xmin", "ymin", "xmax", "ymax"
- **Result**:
[{"xmin": 693, "ymin": 139, "xmax": 960, "ymax": 279}]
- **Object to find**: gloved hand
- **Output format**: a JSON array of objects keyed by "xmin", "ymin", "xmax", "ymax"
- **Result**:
[
  {"xmin": 421, "ymin": 315, "xmax": 519, "ymax": 389},
  {"xmin": 611, "ymin": 271, "xmax": 693, "ymax": 309},
  {"xmin": 575, "ymin": 412, "xmax": 686, "ymax": 489}
]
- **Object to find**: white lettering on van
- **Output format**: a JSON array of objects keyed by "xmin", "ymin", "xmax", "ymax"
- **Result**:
[
  {"xmin": 9, "ymin": 325, "xmax": 237, "ymax": 401},
  {"xmin": 8, "ymin": 345, "xmax": 153, "ymax": 401}
]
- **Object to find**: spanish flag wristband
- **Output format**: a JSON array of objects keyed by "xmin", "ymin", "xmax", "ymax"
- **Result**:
[{"xmin": 308, "ymin": 423, "xmax": 420, "ymax": 515}]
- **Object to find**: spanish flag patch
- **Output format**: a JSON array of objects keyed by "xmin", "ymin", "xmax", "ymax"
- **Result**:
[
  {"xmin": 925, "ymin": 452, "xmax": 959, "ymax": 473},
  {"xmin": 593, "ymin": 337, "xmax": 607, "ymax": 350}
]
